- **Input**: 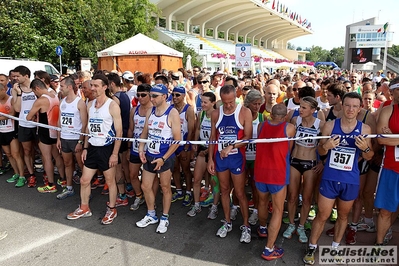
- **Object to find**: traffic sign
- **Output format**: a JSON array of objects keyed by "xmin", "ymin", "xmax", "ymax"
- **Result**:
[
  {"xmin": 235, "ymin": 44, "xmax": 251, "ymax": 69},
  {"xmin": 56, "ymin": 46, "xmax": 63, "ymax": 56}
]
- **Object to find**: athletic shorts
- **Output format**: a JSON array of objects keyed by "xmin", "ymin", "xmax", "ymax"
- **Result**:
[
  {"xmin": 290, "ymin": 157, "xmax": 317, "ymax": 175},
  {"xmin": 0, "ymin": 131, "xmax": 17, "ymax": 146},
  {"xmin": 374, "ymin": 168, "xmax": 399, "ymax": 212},
  {"xmin": 18, "ymin": 126, "xmax": 36, "ymax": 142},
  {"xmin": 215, "ymin": 151, "xmax": 245, "ymax": 175},
  {"xmin": 319, "ymin": 179, "xmax": 359, "ymax": 201},
  {"xmin": 197, "ymin": 145, "xmax": 209, "ymax": 163},
  {"xmin": 129, "ymin": 153, "xmax": 142, "ymax": 164},
  {"xmin": 119, "ymin": 140, "xmax": 128, "ymax": 154},
  {"xmin": 84, "ymin": 144, "xmax": 120, "ymax": 172},
  {"xmin": 246, "ymin": 160, "xmax": 255, "ymax": 170},
  {"xmin": 61, "ymin": 139, "xmax": 79, "ymax": 153},
  {"xmin": 370, "ymin": 161, "xmax": 381, "ymax": 173},
  {"xmin": 255, "ymin": 181, "xmax": 285, "ymax": 194},
  {"xmin": 38, "ymin": 127, "xmax": 56, "ymax": 145},
  {"xmin": 358, "ymin": 158, "xmax": 370, "ymax": 175},
  {"xmin": 143, "ymin": 154, "xmax": 175, "ymax": 174}
]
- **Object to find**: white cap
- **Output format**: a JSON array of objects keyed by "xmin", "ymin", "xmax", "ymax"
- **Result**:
[{"xmin": 122, "ymin": 71, "xmax": 134, "ymax": 81}]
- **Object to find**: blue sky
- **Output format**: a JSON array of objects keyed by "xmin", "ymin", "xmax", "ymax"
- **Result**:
[{"xmin": 279, "ymin": 0, "xmax": 398, "ymax": 50}]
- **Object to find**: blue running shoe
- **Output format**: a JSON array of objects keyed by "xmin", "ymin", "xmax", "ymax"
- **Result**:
[{"xmin": 261, "ymin": 246, "xmax": 284, "ymax": 261}]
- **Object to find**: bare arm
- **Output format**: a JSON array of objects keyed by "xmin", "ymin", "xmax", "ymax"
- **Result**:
[
  {"xmin": 207, "ymin": 109, "xmax": 219, "ymax": 175},
  {"xmin": 185, "ymin": 105, "xmax": 196, "ymax": 149},
  {"xmin": 11, "ymin": 84, "xmax": 21, "ymax": 112},
  {"xmin": 377, "ymin": 105, "xmax": 399, "ymax": 146},
  {"xmin": 26, "ymin": 98, "xmax": 43, "ymax": 121}
]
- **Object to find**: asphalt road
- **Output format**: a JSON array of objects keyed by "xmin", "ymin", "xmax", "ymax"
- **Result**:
[{"xmin": 0, "ymin": 169, "xmax": 398, "ymax": 266}]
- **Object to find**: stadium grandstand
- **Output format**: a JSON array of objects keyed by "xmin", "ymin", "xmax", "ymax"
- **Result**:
[{"xmin": 151, "ymin": 0, "xmax": 314, "ymax": 72}]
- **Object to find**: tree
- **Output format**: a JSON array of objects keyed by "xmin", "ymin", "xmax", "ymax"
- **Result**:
[
  {"xmin": 327, "ymin": 46, "xmax": 345, "ymax": 67},
  {"xmin": 388, "ymin": 44, "xmax": 399, "ymax": 58},
  {"xmin": 0, "ymin": 0, "xmax": 158, "ymax": 67},
  {"xmin": 287, "ymin": 42, "xmax": 295, "ymax": 50},
  {"xmin": 306, "ymin": 45, "xmax": 329, "ymax": 62},
  {"xmin": 163, "ymin": 39, "xmax": 201, "ymax": 68}
]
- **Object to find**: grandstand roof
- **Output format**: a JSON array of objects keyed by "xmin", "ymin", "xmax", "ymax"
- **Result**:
[{"xmin": 151, "ymin": 0, "xmax": 313, "ymax": 48}]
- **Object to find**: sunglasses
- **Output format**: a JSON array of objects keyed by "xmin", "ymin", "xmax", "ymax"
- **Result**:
[
  {"xmin": 172, "ymin": 93, "xmax": 182, "ymax": 97},
  {"xmin": 293, "ymin": 88, "xmax": 298, "ymax": 92},
  {"xmin": 150, "ymin": 94, "xmax": 162, "ymax": 98},
  {"xmin": 346, "ymin": 86, "xmax": 351, "ymax": 89},
  {"xmin": 199, "ymin": 80, "xmax": 209, "ymax": 84},
  {"xmin": 137, "ymin": 93, "xmax": 148, "ymax": 98}
]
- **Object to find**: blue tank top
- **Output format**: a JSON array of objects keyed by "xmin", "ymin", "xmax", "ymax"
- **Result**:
[
  {"xmin": 146, "ymin": 105, "xmax": 175, "ymax": 158},
  {"xmin": 292, "ymin": 108, "xmax": 318, "ymax": 120},
  {"xmin": 114, "ymin": 91, "xmax": 131, "ymax": 137},
  {"xmin": 323, "ymin": 119, "xmax": 362, "ymax": 185},
  {"xmin": 215, "ymin": 104, "xmax": 244, "ymax": 157}
]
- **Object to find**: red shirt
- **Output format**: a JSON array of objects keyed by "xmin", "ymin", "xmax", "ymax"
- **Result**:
[{"xmin": 382, "ymin": 104, "xmax": 399, "ymax": 173}]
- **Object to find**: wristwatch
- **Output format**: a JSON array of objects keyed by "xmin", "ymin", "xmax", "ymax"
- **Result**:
[
  {"xmin": 78, "ymin": 140, "xmax": 84, "ymax": 145},
  {"xmin": 363, "ymin": 147, "xmax": 371, "ymax": 153}
]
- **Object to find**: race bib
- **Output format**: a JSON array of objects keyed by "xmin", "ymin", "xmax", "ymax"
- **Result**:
[
  {"xmin": 61, "ymin": 113, "xmax": 74, "ymax": 128},
  {"xmin": 89, "ymin": 118, "xmax": 103, "ymax": 136},
  {"xmin": 246, "ymin": 143, "xmax": 256, "ymax": 160},
  {"xmin": 329, "ymin": 146, "xmax": 356, "ymax": 171},
  {"xmin": 395, "ymin": 146, "xmax": 399, "ymax": 162},
  {"xmin": 147, "ymin": 136, "xmax": 161, "ymax": 154},
  {"xmin": 218, "ymin": 135, "xmax": 237, "ymax": 155}
]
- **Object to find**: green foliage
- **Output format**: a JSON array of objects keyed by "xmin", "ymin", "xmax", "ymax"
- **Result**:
[
  {"xmin": 305, "ymin": 45, "xmax": 345, "ymax": 67},
  {"xmin": 0, "ymin": 0, "xmax": 157, "ymax": 67},
  {"xmin": 327, "ymin": 46, "xmax": 345, "ymax": 67},
  {"xmin": 388, "ymin": 44, "xmax": 399, "ymax": 58},
  {"xmin": 163, "ymin": 39, "xmax": 201, "ymax": 67},
  {"xmin": 287, "ymin": 42, "xmax": 295, "ymax": 50}
]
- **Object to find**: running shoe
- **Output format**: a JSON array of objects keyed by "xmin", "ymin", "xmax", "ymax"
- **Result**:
[
  {"xmin": 240, "ymin": 225, "xmax": 251, "ymax": 243},
  {"xmin": 27, "ymin": 175, "xmax": 37, "ymax": 188},
  {"xmin": 92, "ymin": 178, "xmax": 105, "ymax": 189},
  {"xmin": 297, "ymin": 227, "xmax": 308, "ymax": 243},
  {"xmin": 57, "ymin": 188, "xmax": 75, "ymax": 200},
  {"xmin": 257, "ymin": 226, "xmax": 268, "ymax": 238},
  {"xmin": 216, "ymin": 222, "xmax": 232, "ymax": 238},
  {"xmin": 67, "ymin": 206, "xmax": 92, "ymax": 220},
  {"xmin": 199, "ymin": 188, "xmax": 210, "ymax": 202},
  {"xmin": 357, "ymin": 220, "xmax": 376, "ymax": 232},
  {"xmin": 346, "ymin": 227, "xmax": 357, "ymax": 245},
  {"xmin": 230, "ymin": 207, "xmax": 238, "ymax": 221},
  {"xmin": 101, "ymin": 184, "xmax": 109, "ymax": 195},
  {"xmin": 182, "ymin": 194, "xmax": 193, "ymax": 207},
  {"xmin": 126, "ymin": 183, "xmax": 135, "ymax": 198},
  {"xmin": 268, "ymin": 201, "xmax": 273, "ymax": 213},
  {"xmin": 0, "ymin": 167, "xmax": 5, "ymax": 175},
  {"xmin": 35, "ymin": 158, "xmax": 42, "ymax": 164},
  {"xmin": 156, "ymin": 216, "xmax": 169, "ymax": 234},
  {"xmin": 187, "ymin": 204, "xmax": 201, "ymax": 217},
  {"xmin": 282, "ymin": 214, "xmax": 300, "ymax": 224},
  {"xmin": 57, "ymin": 178, "xmax": 67, "ymax": 188},
  {"xmin": 283, "ymin": 224, "xmax": 296, "ymax": 239},
  {"xmin": 308, "ymin": 205, "xmax": 317, "ymax": 220},
  {"xmin": 248, "ymin": 199, "xmax": 254, "ymax": 208},
  {"xmin": 383, "ymin": 227, "xmax": 393, "ymax": 245},
  {"xmin": 37, "ymin": 184, "xmax": 57, "ymax": 193},
  {"xmin": 4, "ymin": 161, "xmax": 11, "ymax": 171},
  {"xmin": 115, "ymin": 196, "xmax": 128, "ymax": 207},
  {"xmin": 72, "ymin": 171, "xmax": 81, "ymax": 185},
  {"xmin": 326, "ymin": 226, "xmax": 335, "ymax": 237},
  {"xmin": 15, "ymin": 176, "xmax": 26, "ymax": 188},
  {"xmin": 130, "ymin": 197, "xmax": 145, "ymax": 211},
  {"xmin": 207, "ymin": 205, "xmax": 218, "ymax": 220},
  {"xmin": 330, "ymin": 208, "xmax": 338, "ymax": 222},
  {"xmin": 303, "ymin": 247, "xmax": 316, "ymax": 265},
  {"xmin": 200, "ymin": 194, "xmax": 213, "ymax": 207},
  {"xmin": 136, "ymin": 214, "xmax": 159, "ymax": 228},
  {"xmin": 101, "ymin": 207, "xmax": 117, "ymax": 225},
  {"xmin": 248, "ymin": 211, "xmax": 258, "ymax": 225},
  {"xmin": 171, "ymin": 192, "xmax": 184, "ymax": 202},
  {"xmin": 261, "ymin": 246, "xmax": 284, "ymax": 261},
  {"xmin": 6, "ymin": 174, "xmax": 19, "ymax": 183}
]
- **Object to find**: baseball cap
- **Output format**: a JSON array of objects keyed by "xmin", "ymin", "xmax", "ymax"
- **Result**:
[
  {"xmin": 122, "ymin": 71, "xmax": 134, "ymax": 81},
  {"xmin": 50, "ymin": 74, "xmax": 59, "ymax": 82},
  {"xmin": 213, "ymin": 70, "xmax": 224, "ymax": 76},
  {"xmin": 171, "ymin": 72, "xmax": 180, "ymax": 80},
  {"xmin": 172, "ymin": 86, "xmax": 186, "ymax": 94},
  {"xmin": 150, "ymin": 84, "xmax": 168, "ymax": 95}
]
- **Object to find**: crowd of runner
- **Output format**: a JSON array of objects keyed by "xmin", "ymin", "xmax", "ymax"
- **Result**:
[{"xmin": 0, "ymin": 65, "xmax": 398, "ymax": 263}]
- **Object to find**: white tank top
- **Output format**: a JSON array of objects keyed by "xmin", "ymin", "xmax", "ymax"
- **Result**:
[
  {"xmin": 174, "ymin": 104, "xmax": 189, "ymax": 141},
  {"xmin": 88, "ymin": 98, "xmax": 115, "ymax": 146},
  {"xmin": 286, "ymin": 98, "xmax": 299, "ymax": 112},
  {"xmin": 60, "ymin": 97, "xmax": 82, "ymax": 140},
  {"xmin": 19, "ymin": 91, "xmax": 37, "ymax": 128},
  {"xmin": 147, "ymin": 106, "xmax": 174, "ymax": 156},
  {"xmin": 0, "ymin": 96, "xmax": 15, "ymax": 133},
  {"xmin": 132, "ymin": 105, "xmax": 147, "ymax": 154},
  {"xmin": 295, "ymin": 116, "xmax": 321, "ymax": 148},
  {"xmin": 199, "ymin": 111, "xmax": 211, "ymax": 147}
]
